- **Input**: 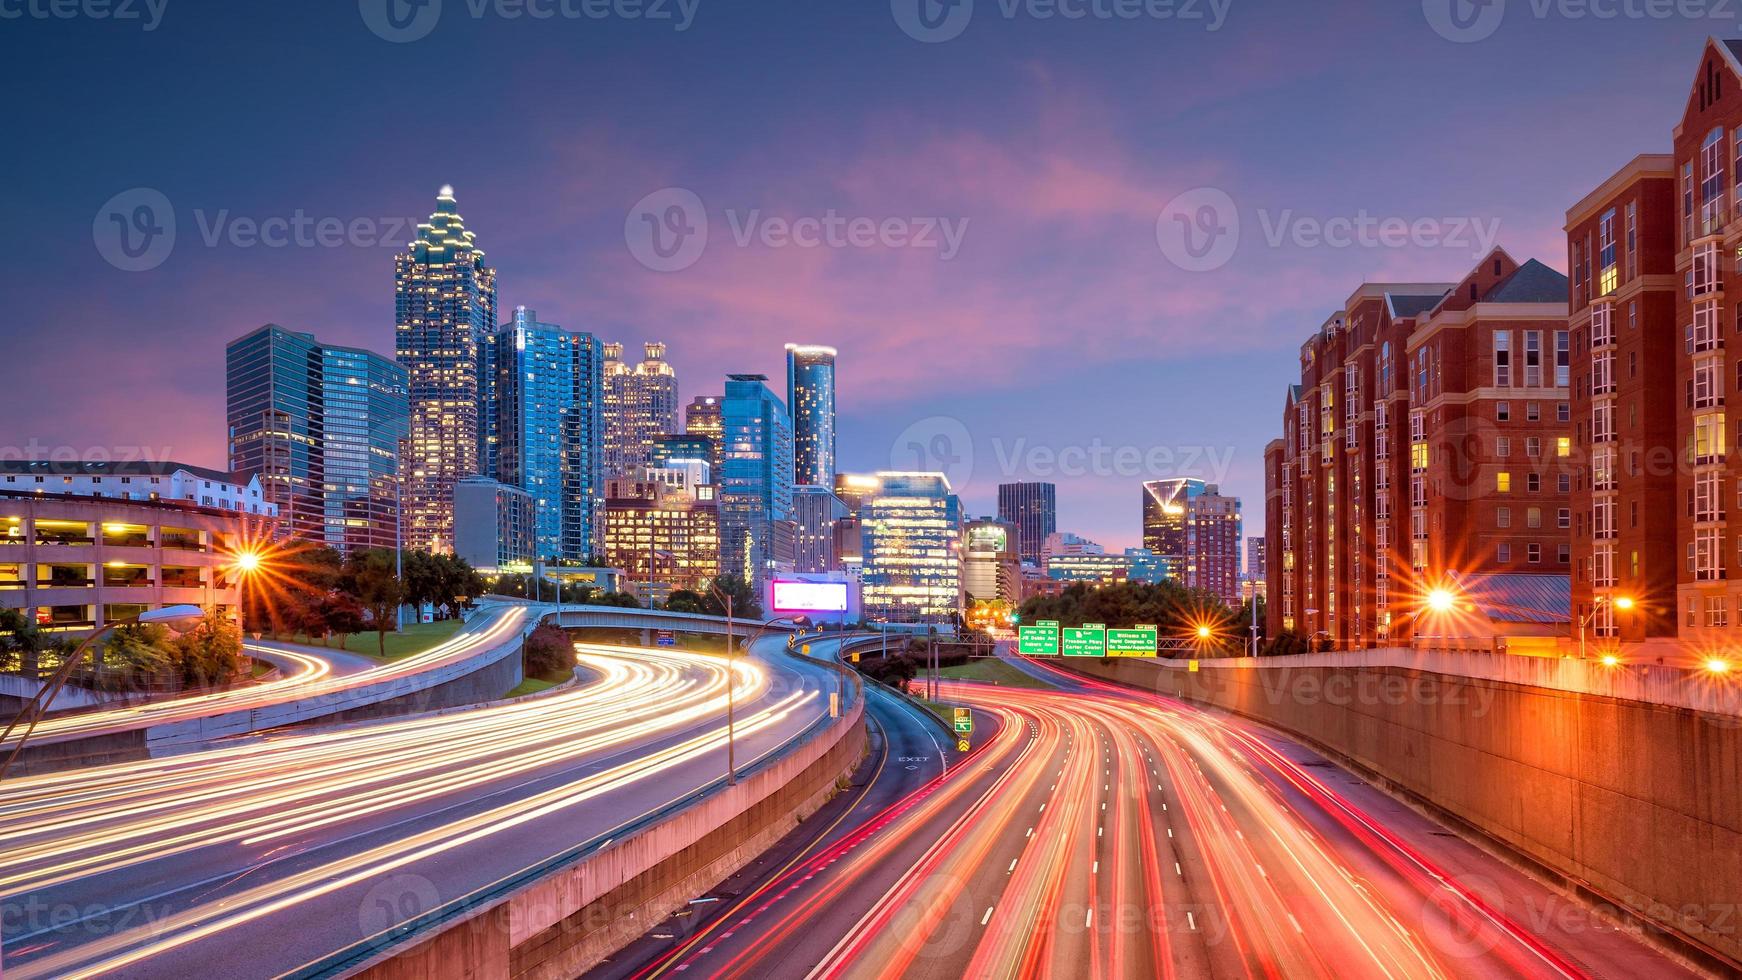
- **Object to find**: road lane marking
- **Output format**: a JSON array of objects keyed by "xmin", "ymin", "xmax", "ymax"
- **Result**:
[
  {"xmin": 982, "ymin": 906, "xmax": 995, "ymax": 926},
  {"xmin": 1008, "ymin": 858, "xmax": 1018, "ymax": 872},
  {"xmin": 1187, "ymin": 912, "xmax": 1197, "ymax": 930},
  {"xmin": 1175, "ymin": 862, "xmax": 1182, "ymax": 876}
]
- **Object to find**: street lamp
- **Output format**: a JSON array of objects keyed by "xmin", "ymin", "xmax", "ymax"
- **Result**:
[
  {"xmin": 1425, "ymin": 588, "xmax": 1458, "ymax": 614},
  {"xmin": 0, "ymin": 604, "xmax": 205, "ymax": 781},
  {"xmin": 1578, "ymin": 594, "xmax": 1635, "ymax": 661},
  {"xmin": 704, "ymin": 579, "xmax": 805, "ymax": 787}
]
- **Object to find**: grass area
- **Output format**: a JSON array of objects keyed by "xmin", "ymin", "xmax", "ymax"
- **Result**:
[
  {"xmin": 504, "ymin": 676, "xmax": 559, "ymax": 698},
  {"xmin": 270, "ymin": 619, "xmax": 464, "ymax": 662},
  {"xmin": 935, "ymin": 657, "xmax": 1055, "ymax": 690}
]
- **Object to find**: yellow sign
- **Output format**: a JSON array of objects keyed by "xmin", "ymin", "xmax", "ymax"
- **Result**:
[
  {"xmin": 957, "ymin": 738, "xmax": 971, "ymax": 752},
  {"xmin": 802, "ymin": 643, "xmax": 811, "ymax": 655},
  {"xmin": 851, "ymin": 652, "xmax": 861, "ymax": 663},
  {"xmin": 1188, "ymin": 660, "xmax": 1200, "ymax": 673}
]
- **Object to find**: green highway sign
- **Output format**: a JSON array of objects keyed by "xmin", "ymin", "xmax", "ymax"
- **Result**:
[
  {"xmin": 1018, "ymin": 624, "xmax": 1060, "ymax": 656},
  {"xmin": 1037, "ymin": 620, "xmax": 1060, "ymax": 629},
  {"xmin": 952, "ymin": 707, "xmax": 973, "ymax": 734},
  {"xmin": 1061, "ymin": 626, "xmax": 1106, "ymax": 657},
  {"xmin": 1106, "ymin": 625, "xmax": 1159, "ymax": 658}
]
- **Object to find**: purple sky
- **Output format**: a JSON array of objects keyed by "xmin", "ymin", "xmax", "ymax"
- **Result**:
[{"xmin": 3, "ymin": 1, "xmax": 1731, "ymax": 548}]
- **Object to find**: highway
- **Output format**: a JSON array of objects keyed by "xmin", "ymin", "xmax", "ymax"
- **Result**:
[
  {"xmin": 614, "ymin": 649, "xmax": 1702, "ymax": 980},
  {"xmin": 0, "ymin": 603, "xmax": 531, "ymax": 752},
  {"xmin": 0, "ymin": 636, "xmax": 843, "ymax": 979}
]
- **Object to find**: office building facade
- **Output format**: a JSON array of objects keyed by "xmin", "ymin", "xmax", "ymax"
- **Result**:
[
  {"xmin": 452, "ymin": 476, "xmax": 535, "ymax": 572},
  {"xmin": 227, "ymin": 324, "xmax": 406, "ymax": 551},
  {"xmin": 786, "ymin": 344, "xmax": 838, "ymax": 487},
  {"xmin": 996, "ymin": 482, "xmax": 1056, "ymax": 565},
  {"xmin": 718, "ymin": 375, "xmax": 794, "ymax": 591},
  {"xmin": 395, "ymin": 186, "xmax": 498, "ymax": 554},
  {"xmin": 792, "ymin": 485, "xmax": 848, "ymax": 573},
  {"xmin": 1185, "ymin": 485, "xmax": 1242, "ymax": 607},
  {"xmin": 860, "ymin": 472, "xmax": 962, "ymax": 622},
  {"xmin": 490, "ymin": 307, "xmax": 605, "ymax": 562},
  {"xmin": 602, "ymin": 342, "xmax": 679, "ymax": 476}
]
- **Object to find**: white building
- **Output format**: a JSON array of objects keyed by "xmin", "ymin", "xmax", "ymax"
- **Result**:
[{"xmin": 0, "ymin": 461, "xmax": 276, "ymax": 517}]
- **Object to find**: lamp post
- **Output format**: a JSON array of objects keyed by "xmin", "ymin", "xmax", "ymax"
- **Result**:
[
  {"xmin": 0, "ymin": 604, "xmax": 205, "ymax": 782},
  {"xmin": 706, "ymin": 579, "xmax": 803, "ymax": 788},
  {"xmin": 1578, "ymin": 594, "xmax": 1634, "ymax": 660}
]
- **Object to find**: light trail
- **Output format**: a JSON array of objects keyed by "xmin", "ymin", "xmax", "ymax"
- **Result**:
[{"xmin": 0, "ymin": 643, "xmax": 826, "ymax": 979}]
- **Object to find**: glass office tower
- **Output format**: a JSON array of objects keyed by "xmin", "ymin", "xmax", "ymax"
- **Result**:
[
  {"xmin": 785, "ymin": 344, "xmax": 837, "ymax": 487},
  {"xmin": 718, "ymin": 375, "xmax": 794, "ymax": 591}
]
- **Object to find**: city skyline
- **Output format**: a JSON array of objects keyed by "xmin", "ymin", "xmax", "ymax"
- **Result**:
[{"xmin": 24, "ymin": 7, "xmax": 1739, "ymax": 551}]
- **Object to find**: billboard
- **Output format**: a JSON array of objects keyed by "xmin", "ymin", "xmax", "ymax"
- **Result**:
[
  {"xmin": 966, "ymin": 524, "xmax": 1009, "ymax": 553},
  {"xmin": 771, "ymin": 580, "xmax": 850, "ymax": 613}
]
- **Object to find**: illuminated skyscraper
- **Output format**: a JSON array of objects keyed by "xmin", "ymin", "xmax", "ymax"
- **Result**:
[
  {"xmin": 227, "ymin": 324, "xmax": 407, "ymax": 551},
  {"xmin": 792, "ymin": 485, "xmax": 848, "ymax": 573},
  {"xmin": 685, "ymin": 394, "xmax": 724, "ymax": 472},
  {"xmin": 996, "ymin": 482, "xmax": 1056, "ymax": 564},
  {"xmin": 718, "ymin": 375, "xmax": 794, "ymax": 591},
  {"xmin": 602, "ymin": 342, "xmax": 680, "ymax": 476},
  {"xmin": 490, "ymin": 307, "xmax": 605, "ymax": 562},
  {"xmin": 395, "ymin": 186, "xmax": 497, "ymax": 554},
  {"xmin": 860, "ymin": 472, "xmax": 962, "ymax": 622},
  {"xmin": 785, "ymin": 344, "xmax": 837, "ymax": 486},
  {"xmin": 1141, "ymin": 478, "xmax": 1206, "ymax": 580}
]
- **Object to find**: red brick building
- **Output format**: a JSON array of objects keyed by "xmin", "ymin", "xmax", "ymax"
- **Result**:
[
  {"xmin": 1266, "ymin": 251, "xmax": 1572, "ymax": 649},
  {"xmin": 1565, "ymin": 155, "xmax": 1680, "ymax": 644}
]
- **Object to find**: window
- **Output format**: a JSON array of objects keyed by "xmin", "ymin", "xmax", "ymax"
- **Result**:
[
  {"xmin": 1558, "ymin": 544, "xmax": 1570, "ymax": 564},
  {"xmin": 1497, "ymin": 401, "xmax": 1510, "ymax": 422},
  {"xmin": 1711, "ymin": 596, "xmax": 1731, "ymax": 628},
  {"xmin": 1524, "ymin": 332, "xmax": 1542, "ymax": 386},
  {"xmin": 1598, "ymin": 208, "xmax": 1618, "ymax": 295},
  {"xmin": 1494, "ymin": 331, "xmax": 1511, "ymax": 386},
  {"xmin": 1556, "ymin": 436, "xmax": 1570, "ymax": 457},
  {"xmin": 1559, "ymin": 473, "xmax": 1571, "ymax": 493},
  {"xmin": 1497, "ymin": 436, "xmax": 1511, "ymax": 457},
  {"xmin": 1555, "ymin": 330, "xmax": 1570, "ymax": 387},
  {"xmin": 1626, "ymin": 201, "xmax": 1639, "ymax": 280},
  {"xmin": 1497, "ymin": 472, "xmax": 1511, "ymax": 493},
  {"xmin": 1496, "ymin": 507, "xmax": 1512, "ymax": 528},
  {"xmin": 1527, "ymin": 402, "xmax": 1540, "ymax": 422},
  {"xmin": 1559, "ymin": 507, "xmax": 1571, "ymax": 529},
  {"xmin": 1702, "ymin": 127, "xmax": 1727, "ymax": 236},
  {"xmin": 1527, "ymin": 473, "xmax": 1541, "ymax": 492},
  {"xmin": 1499, "ymin": 543, "xmax": 1512, "ymax": 563},
  {"xmin": 1528, "ymin": 543, "xmax": 1542, "ymax": 564},
  {"xmin": 1526, "ymin": 436, "xmax": 1541, "ymax": 458}
]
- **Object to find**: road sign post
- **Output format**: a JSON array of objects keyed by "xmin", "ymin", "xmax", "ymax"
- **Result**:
[{"xmin": 952, "ymin": 706, "xmax": 973, "ymax": 735}]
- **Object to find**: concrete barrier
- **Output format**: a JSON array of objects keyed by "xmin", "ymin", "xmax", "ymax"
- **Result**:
[
  {"xmin": 302, "ymin": 655, "xmax": 867, "ymax": 980},
  {"xmin": 1061, "ymin": 655, "xmax": 1742, "ymax": 972}
]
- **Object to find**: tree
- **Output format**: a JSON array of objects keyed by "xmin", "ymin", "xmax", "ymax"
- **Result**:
[
  {"xmin": 172, "ymin": 611, "xmax": 245, "ymax": 688},
  {"xmin": 664, "ymin": 590, "xmax": 706, "ymax": 614},
  {"xmin": 700, "ymin": 574, "xmax": 761, "ymax": 619},
  {"xmin": 593, "ymin": 591, "xmax": 642, "ymax": 609},
  {"xmin": 522, "ymin": 623, "xmax": 574, "ymax": 681},
  {"xmin": 1263, "ymin": 629, "xmax": 1311, "ymax": 657},
  {"xmin": 0, "ymin": 607, "xmax": 49, "ymax": 678},
  {"xmin": 342, "ymin": 548, "xmax": 404, "ymax": 656},
  {"xmin": 99, "ymin": 623, "xmax": 172, "ymax": 691},
  {"xmin": 319, "ymin": 593, "xmax": 367, "ymax": 649}
]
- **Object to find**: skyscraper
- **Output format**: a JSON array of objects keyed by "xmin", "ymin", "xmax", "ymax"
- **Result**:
[
  {"xmin": 395, "ymin": 186, "xmax": 497, "ymax": 554},
  {"xmin": 861, "ymin": 472, "xmax": 962, "ymax": 622},
  {"xmin": 685, "ymin": 394, "xmax": 724, "ymax": 472},
  {"xmin": 786, "ymin": 344, "xmax": 837, "ymax": 486},
  {"xmin": 1141, "ymin": 478, "xmax": 1206, "ymax": 580},
  {"xmin": 997, "ymin": 482, "xmax": 1056, "ymax": 564},
  {"xmin": 718, "ymin": 375, "xmax": 794, "ymax": 591},
  {"xmin": 227, "ymin": 324, "xmax": 407, "ymax": 551},
  {"xmin": 320, "ymin": 343, "xmax": 410, "ymax": 553},
  {"xmin": 490, "ymin": 307, "xmax": 605, "ymax": 562},
  {"xmin": 791, "ymin": 485, "xmax": 848, "ymax": 573},
  {"xmin": 602, "ymin": 341, "xmax": 680, "ymax": 476}
]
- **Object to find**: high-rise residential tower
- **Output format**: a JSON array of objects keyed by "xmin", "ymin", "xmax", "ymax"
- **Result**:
[
  {"xmin": 602, "ymin": 341, "xmax": 680, "ymax": 476},
  {"xmin": 1141, "ymin": 478, "xmax": 1206, "ymax": 581},
  {"xmin": 786, "ymin": 344, "xmax": 837, "ymax": 487},
  {"xmin": 1185, "ymin": 485, "xmax": 1242, "ymax": 608},
  {"xmin": 490, "ymin": 307, "xmax": 605, "ymax": 562},
  {"xmin": 227, "ymin": 324, "xmax": 407, "ymax": 551},
  {"xmin": 718, "ymin": 375, "xmax": 794, "ymax": 591},
  {"xmin": 395, "ymin": 186, "xmax": 497, "ymax": 554},
  {"xmin": 996, "ymin": 482, "xmax": 1056, "ymax": 565}
]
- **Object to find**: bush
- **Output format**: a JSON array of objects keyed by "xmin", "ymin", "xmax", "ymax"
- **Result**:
[{"xmin": 523, "ymin": 624, "xmax": 575, "ymax": 681}]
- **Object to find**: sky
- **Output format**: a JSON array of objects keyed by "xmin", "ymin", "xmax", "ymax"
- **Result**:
[{"xmin": 0, "ymin": 0, "xmax": 1732, "ymax": 549}]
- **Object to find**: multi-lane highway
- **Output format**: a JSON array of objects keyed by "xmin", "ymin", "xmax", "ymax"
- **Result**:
[
  {"xmin": 611, "ymin": 648, "xmax": 1701, "ymax": 979},
  {"xmin": 0, "ymin": 603, "xmax": 532, "ymax": 753},
  {"xmin": 0, "ymin": 637, "xmax": 842, "ymax": 979}
]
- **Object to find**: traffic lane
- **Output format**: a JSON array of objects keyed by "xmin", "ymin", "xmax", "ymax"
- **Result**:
[
  {"xmin": 590, "ymin": 682, "xmax": 969, "ymax": 979},
  {"xmin": 651, "ymin": 706, "xmax": 1033, "ymax": 979},
  {"xmin": 246, "ymin": 639, "xmax": 381, "ymax": 677},
  {"xmin": 2, "ymin": 656, "xmax": 839, "ymax": 978}
]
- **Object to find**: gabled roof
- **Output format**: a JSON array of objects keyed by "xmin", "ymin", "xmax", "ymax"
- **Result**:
[
  {"xmin": 1484, "ymin": 259, "xmax": 1568, "ymax": 303},
  {"xmin": 1386, "ymin": 291, "xmax": 1449, "ymax": 320},
  {"xmin": 0, "ymin": 460, "xmax": 248, "ymax": 486}
]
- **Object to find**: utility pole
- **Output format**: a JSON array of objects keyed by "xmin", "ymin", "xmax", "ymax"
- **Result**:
[{"xmin": 725, "ymin": 593, "xmax": 736, "ymax": 786}]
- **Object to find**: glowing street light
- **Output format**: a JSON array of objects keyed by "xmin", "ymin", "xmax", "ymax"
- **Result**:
[
  {"xmin": 1579, "ymin": 594, "xmax": 1636, "ymax": 661},
  {"xmin": 1600, "ymin": 654, "xmax": 1621, "ymax": 668},
  {"xmin": 1196, "ymin": 624, "xmax": 1213, "ymax": 640},
  {"xmin": 1706, "ymin": 658, "xmax": 1732, "ymax": 675},
  {"xmin": 1425, "ymin": 589, "xmax": 1458, "ymax": 614}
]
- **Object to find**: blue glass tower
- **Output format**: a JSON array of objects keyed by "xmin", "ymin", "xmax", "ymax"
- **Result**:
[
  {"xmin": 719, "ymin": 374, "xmax": 794, "ymax": 590},
  {"xmin": 785, "ymin": 344, "xmax": 837, "ymax": 486}
]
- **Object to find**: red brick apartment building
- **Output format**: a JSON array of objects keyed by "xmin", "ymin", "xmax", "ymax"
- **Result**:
[
  {"xmin": 1270, "ymin": 37, "xmax": 1742, "ymax": 656},
  {"xmin": 1266, "ymin": 251, "xmax": 1571, "ymax": 649}
]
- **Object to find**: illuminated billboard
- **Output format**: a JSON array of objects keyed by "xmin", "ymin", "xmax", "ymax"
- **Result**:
[{"xmin": 771, "ymin": 580, "xmax": 850, "ymax": 613}]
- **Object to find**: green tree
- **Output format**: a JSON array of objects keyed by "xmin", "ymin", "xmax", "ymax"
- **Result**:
[
  {"xmin": 342, "ymin": 549, "xmax": 405, "ymax": 656},
  {"xmin": 664, "ymin": 590, "xmax": 706, "ymax": 614},
  {"xmin": 0, "ymin": 607, "xmax": 49, "ymax": 678},
  {"xmin": 319, "ymin": 593, "xmax": 367, "ymax": 649},
  {"xmin": 99, "ymin": 623, "xmax": 172, "ymax": 691},
  {"xmin": 700, "ymin": 574, "xmax": 761, "ymax": 619},
  {"xmin": 593, "ymin": 591, "xmax": 642, "ymax": 609},
  {"xmin": 172, "ymin": 611, "xmax": 245, "ymax": 688}
]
